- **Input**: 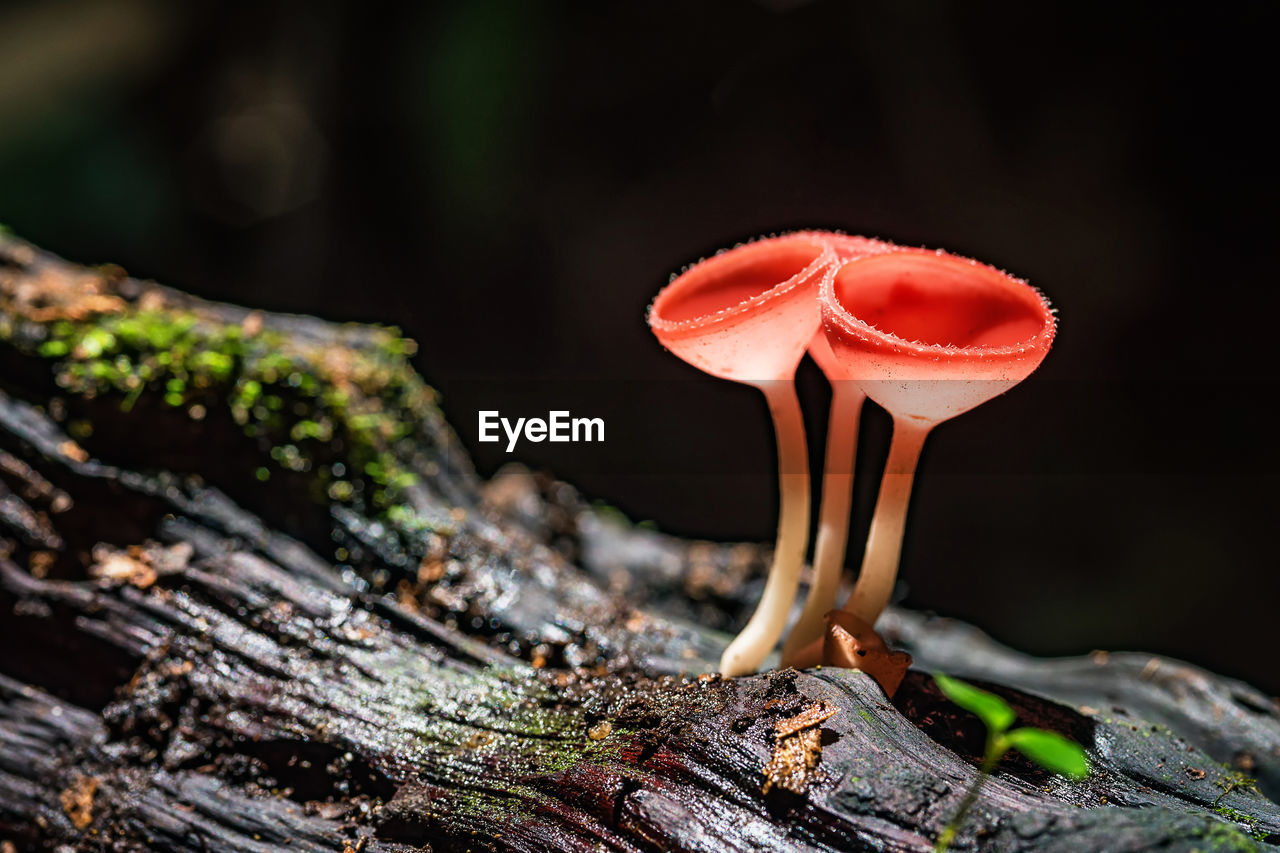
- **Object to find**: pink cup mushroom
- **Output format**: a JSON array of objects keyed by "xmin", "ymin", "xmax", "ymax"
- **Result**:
[
  {"xmin": 648, "ymin": 233, "xmax": 835, "ymax": 677},
  {"xmin": 819, "ymin": 247, "xmax": 1056, "ymax": 638}
]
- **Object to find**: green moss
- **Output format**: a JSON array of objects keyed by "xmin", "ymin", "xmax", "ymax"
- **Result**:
[
  {"xmin": 1215, "ymin": 770, "xmax": 1262, "ymax": 805},
  {"xmin": 386, "ymin": 504, "xmax": 453, "ymax": 536},
  {"xmin": 1196, "ymin": 818, "xmax": 1266, "ymax": 850},
  {"xmin": 5, "ymin": 297, "xmax": 440, "ymax": 526},
  {"xmin": 1212, "ymin": 807, "xmax": 1266, "ymax": 842},
  {"xmin": 38, "ymin": 339, "xmax": 69, "ymax": 357}
]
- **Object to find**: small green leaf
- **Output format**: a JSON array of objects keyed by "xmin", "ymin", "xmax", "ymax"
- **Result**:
[
  {"xmin": 1006, "ymin": 728, "xmax": 1090, "ymax": 779},
  {"xmin": 934, "ymin": 673, "xmax": 1015, "ymax": 733}
]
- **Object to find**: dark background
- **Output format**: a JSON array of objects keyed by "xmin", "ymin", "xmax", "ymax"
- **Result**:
[{"xmin": 2, "ymin": 0, "xmax": 1276, "ymax": 692}]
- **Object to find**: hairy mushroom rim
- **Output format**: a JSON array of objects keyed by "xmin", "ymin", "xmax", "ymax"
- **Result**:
[
  {"xmin": 826, "ymin": 251, "xmax": 1055, "ymax": 355},
  {"xmin": 649, "ymin": 240, "xmax": 831, "ymax": 329}
]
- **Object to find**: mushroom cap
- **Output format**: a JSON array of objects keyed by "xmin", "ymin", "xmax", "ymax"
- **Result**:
[
  {"xmin": 804, "ymin": 233, "xmax": 899, "ymax": 382},
  {"xmin": 820, "ymin": 248, "xmax": 1056, "ymax": 424},
  {"xmin": 648, "ymin": 233, "xmax": 835, "ymax": 383}
]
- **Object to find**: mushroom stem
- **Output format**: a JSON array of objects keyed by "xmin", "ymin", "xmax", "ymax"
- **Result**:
[
  {"xmin": 779, "ymin": 381, "xmax": 865, "ymax": 665},
  {"xmin": 841, "ymin": 417, "xmax": 931, "ymax": 625},
  {"xmin": 718, "ymin": 379, "xmax": 811, "ymax": 677}
]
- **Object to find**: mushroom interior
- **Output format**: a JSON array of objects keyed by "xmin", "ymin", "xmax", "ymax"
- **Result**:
[
  {"xmin": 832, "ymin": 253, "xmax": 1047, "ymax": 349},
  {"xmin": 656, "ymin": 242, "xmax": 825, "ymax": 324}
]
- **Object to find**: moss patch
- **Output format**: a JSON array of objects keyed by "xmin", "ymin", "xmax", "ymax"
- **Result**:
[{"xmin": 0, "ymin": 249, "xmax": 441, "ymax": 524}]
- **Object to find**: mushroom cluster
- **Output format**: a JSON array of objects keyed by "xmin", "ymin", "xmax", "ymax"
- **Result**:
[{"xmin": 648, "ymin": 233, "xmax": 1056, "ymax": 687}]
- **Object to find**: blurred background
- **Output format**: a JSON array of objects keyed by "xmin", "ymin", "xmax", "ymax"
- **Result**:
[{"xmin": 2, "ymin": 0, "xmax": 1276, "ymax": 691}]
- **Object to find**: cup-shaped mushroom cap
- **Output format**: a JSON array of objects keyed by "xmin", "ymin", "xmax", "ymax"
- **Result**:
[
  {"xmin": 649, "ymin": 233, "xmax": 835, "ymax": 383},
  {"xmin": 820, "ymin": 248, "xmax": 1056, "ymax": 424},
  {"xmin": 807, "ymin": 233, "xmax": 898, "ymax": 382}
]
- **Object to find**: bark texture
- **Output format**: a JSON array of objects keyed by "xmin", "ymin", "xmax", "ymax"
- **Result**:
[{"xmin": 1, "ymin": 233, "xmax": 1277, "ymax": 852}]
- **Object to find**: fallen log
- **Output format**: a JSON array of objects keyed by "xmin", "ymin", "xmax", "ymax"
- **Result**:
[{"xmin": 1, "ymin": 233, "xmax": 1276, "ymax": 851}]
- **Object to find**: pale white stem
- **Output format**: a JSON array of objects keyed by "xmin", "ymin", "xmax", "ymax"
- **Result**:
[
  {"xmin": 780, "ymin": 382, "xmax": 864, "ymax": 665},
  {"xmin": 719, "ymin": 380, "xmax": 811, "ymax": 677},
  {"xmin": 841, "ymin": 418, "xmax": 930, "ymax": 625}
]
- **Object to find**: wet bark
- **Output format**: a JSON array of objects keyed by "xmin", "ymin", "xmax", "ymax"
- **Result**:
[{"xmin": 1, "ymin": 233, "xmax": 1277, "ymax": 852}]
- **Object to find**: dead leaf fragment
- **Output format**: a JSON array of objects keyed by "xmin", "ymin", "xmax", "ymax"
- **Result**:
[
  {"xmin": 775, "ymin": 701, "xmax": 839, "ymax": 739},
  {"xmin": 60, "ymin": 774, "xmax": 99, "ymax": 830},
  {"xmin": 762, "ymin": 702, "xmax": 839, "ymax": 795},
  {"xmin": 763, "ymin": 727, "xmax": 823, "ymax": 795}
]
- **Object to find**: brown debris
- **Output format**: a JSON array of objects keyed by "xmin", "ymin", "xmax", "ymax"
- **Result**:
[
  {"xmin": 396, "ymin": 552, "xmax": 450, "ymax": 613},
  {"xmin": 26, "ymin": 292, "xmax": 126, "ymax": 323},
  {"xmin": 461, "ymin": 732, "xmax": 494, "ymax": 750},
  {"xmin": 91, "ymin": 550, "xmax": 155, "ymax": 588},
  {"xmin": 1, "ymin": 255, "xmax": 126, "ymax": 323},
  {"xmin": 28, "ymin": 550, "xmax": 56, "ymax": 579},
  {"xmin": 89, "ymin": 541, "xmax": 193, "ymax": 589},
  {"xmin": 394, "ymin": 579, "xmax": 422, "ymax": 613},
  {"xmin": 57, "ymin": 440, "xmax": 89, "ymax": 463},
  {"xmin": 821, "ymin": 611, "xmax": 913, "ymax": 699},
  {"xmin": 59, "ymin": 774, "xmax": 99, "ymax": 830},
  {"xmin": 762, "ymin": 702, "xmax": 839, "ymax": 795},
  {"xmin": 417, "ymin": 557, "xmax": 445, "ymax": 584},
  {"xmin": 165, "ymin": 660, "xmax": 195, "ymax": 678},
  {"xmin": 775, "ymin": 701, "xmax": 839, "ymax": 738}
]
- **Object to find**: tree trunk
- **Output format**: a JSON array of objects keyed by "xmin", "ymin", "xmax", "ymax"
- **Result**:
[{"xmin": 1, "ymin": 232, "xmax": 1277, "ymax": 852}]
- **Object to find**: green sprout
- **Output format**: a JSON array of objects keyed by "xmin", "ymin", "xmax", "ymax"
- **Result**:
[
  {"xmin": 1215, "ymin": 769, "xmax": 1262, "ymax": 807},
  {"xmin": 933, "ymin": 673, "xmax": 1090, "ymax": 852}
]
